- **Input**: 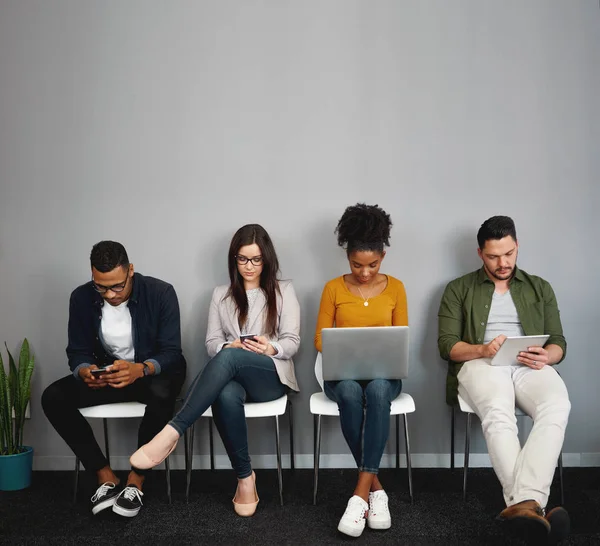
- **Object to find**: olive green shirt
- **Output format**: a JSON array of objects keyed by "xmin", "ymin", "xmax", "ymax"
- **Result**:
[{"xmin": 438, "ymin": 266, "xmax": 567, "ymax": 405}]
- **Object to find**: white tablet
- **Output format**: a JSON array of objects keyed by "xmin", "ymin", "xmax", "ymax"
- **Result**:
[{"xmin": 490, "ymin": 335, "xmax": 550, "ymax": 367}]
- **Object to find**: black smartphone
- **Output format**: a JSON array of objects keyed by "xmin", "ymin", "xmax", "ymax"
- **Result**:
[
  {"xmin": 240, "ymin": 334, "xmax": 257, "ymax": 342},
  {"xmin": 90, "ymin": 367, "xmax": 114, "ymax": 376}
]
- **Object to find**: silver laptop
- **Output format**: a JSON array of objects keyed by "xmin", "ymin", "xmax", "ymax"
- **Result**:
[{"xmin": 321, "ymin": 326, "xmax": 410, "ymax": 381}]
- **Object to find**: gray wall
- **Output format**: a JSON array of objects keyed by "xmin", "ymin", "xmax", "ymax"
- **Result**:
[{"xmin": 1, "ymin": 1, "xmax": 599, "ymax": 470}]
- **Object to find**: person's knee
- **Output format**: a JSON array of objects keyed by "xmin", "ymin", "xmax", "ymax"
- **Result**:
[
  {"xmin": 214, "ymin": 381, "xmax": 246, "ymax": 410},
  {"xmin": 537, "ymin": 396, "xmax": 571, "ymax": 425},
  {"xmin": 41, "ymin": 379, "xmax": 69, "ymax": 414},
  {"xmin": 481, "ymin": 401, "xmax": 519, "ymax": 435},
  {"xmin": 364, "ymin": 379, "xmax": 394, "ymax": 407},
  {"xmin": 334, "ymin": 380, "xmax": 362, "ymax": 402}
]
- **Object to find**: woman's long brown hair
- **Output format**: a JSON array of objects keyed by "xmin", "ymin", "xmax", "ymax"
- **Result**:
[{"xmin": 227, "ymin": 224, "xmax": 281, "ymax": 337}]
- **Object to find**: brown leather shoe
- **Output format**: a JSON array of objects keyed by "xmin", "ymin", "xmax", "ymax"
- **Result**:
[{"xmin": 497, "ymin": 500, "xmax": 551, "ymax": 545}]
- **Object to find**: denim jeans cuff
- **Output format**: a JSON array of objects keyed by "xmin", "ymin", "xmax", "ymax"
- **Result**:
[
  {"xmin": 358, "ymin": 467, "xmax": 379, "ymax": 475},
  {"xmin": 167, "ymin": 420, "xmax": 184, "ymax": 436}
]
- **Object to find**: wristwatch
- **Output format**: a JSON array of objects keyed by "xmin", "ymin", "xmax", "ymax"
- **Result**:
[{"xmin": 141, "ymin": 362, "xmax": 151, "ymax": 376}]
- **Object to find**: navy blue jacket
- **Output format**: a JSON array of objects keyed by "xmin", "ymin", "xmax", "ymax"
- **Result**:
[{"xmin": 66, "ymin": 272, "xmax": 186, "ymax": 376}]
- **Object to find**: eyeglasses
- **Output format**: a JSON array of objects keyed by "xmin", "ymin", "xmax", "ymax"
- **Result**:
[
  {"xmin": 92, "ymin": 274, "xmax": 130, "ymax": 293},
  {"xmin": 235, "ymin": 255, "xmax": 263, "ymax": 266}
]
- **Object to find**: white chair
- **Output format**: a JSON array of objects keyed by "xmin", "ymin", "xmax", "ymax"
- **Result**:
[
  {"xmin": 74, "ymin": 402, "xmax": 173, "ymax": 504},
  {"xmin": 309, "ymin": 353, "xmax": 415, "ymax": 505},
  {"xmin": 184, "ymin": 394, "xmax": 294, "ymax": 506},
  {"xmin": 452, "ymin": 393, "xmax": 564, "ymax": 504}
]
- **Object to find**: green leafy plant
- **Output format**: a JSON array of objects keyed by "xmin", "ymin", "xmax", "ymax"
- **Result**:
[{"xmin": 0, "ymin": 339, "xmax": 35, "ymax": 455}]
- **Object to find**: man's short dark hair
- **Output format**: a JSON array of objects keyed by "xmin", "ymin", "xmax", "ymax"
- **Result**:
[
  {"xmin": 477, "ymin": 216, "xmax": 517, "ymax": 249},
  {"xmin": 90, "ymin": 241, "xmax": 129, "ymax": 272}
]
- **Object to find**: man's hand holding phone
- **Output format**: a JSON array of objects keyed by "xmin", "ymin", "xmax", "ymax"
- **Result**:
[
  {"xmin": 104, "ymin": 360, "xmax": 145, "ymax": 389},
  {"xmin": 80, "ymin": 365, "xmax": 113, "ymax": 389}
]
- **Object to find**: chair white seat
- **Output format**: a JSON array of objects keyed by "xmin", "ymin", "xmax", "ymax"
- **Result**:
[
  {"xmin": 200, "ymin": 394, "xmax": 289, "ymax": 419},
  {"xmin": 78, "ymin": 402, "xmax": 147, "ymax": 419},
  {"xmin": 310, "ymin": 391, "xmax": 416, "ymax": 416}
]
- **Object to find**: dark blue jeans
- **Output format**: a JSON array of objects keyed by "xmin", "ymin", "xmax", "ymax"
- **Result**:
[
  {"xmin": 324, "ymin": 379, "xmax": 402, "ymax": 474},
  {"xmin": 170, "ymin": 348, "xmax": 286, "ymax": 479}
]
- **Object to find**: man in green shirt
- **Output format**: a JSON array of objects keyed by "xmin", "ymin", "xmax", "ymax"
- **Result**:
[{"xmin": 438, "ymin": 216, "xmax": 570, "ymax": 544}]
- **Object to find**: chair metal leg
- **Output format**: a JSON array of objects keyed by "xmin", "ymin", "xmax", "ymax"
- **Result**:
[
  {"xmin": 450, "ymin": 406, "xmax": 455, "ymax": 470},
  {"xmin": 463, "ymin": 413, "xmax": 472, "ymax": 502},
  {"xmin": 73, "ymin": 457, "xmax": 80, "ymax": 503},
  {"xmin": 209, "ymin": 418, "xmax": 215, "ymax": 471},
  {"xmin": 185, "ymin": 424, "xmax": 194, "ymax": 502},
  {"xmin": 558, "ymin": 451, "xmax": 564, "ymax": 506},
  {"xmin": 103, "ymin": 419, "xmax": 110, "ymax": 464},
  {"xmin": 165, "ymin": 455, "xmax": 172, "ymax": 504},
  {"xmin": 274, "ymin": 415, "xmax": 283, "ymax": 506},
  {"xmin": 403, "ymin": 414, "xmax": 413, "ymax": 503},
  {"xmin": 396, "ymin": 414, "xmax": 400, "ymax": 469},
  {"xmin": 313, "ymin": 414, "xmax": 322, "ymax": 506},
  {"xmin": 288, "ymin": 399, "xmax": 295, "ymax": 471},
  {"xmin": 183, "ymin": 425, "xmax": 189, "ymax": 501}
]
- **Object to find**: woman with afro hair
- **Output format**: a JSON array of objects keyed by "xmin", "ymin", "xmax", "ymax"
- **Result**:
[{"xmin": 314, "ymin": 203, "xmax": 408, "ymax": 538}]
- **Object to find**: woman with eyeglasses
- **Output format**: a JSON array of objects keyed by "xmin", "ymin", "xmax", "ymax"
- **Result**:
[
  {"xmin": 314, "ymin": 203, "xmax": 408, "ymax": 538},
  {"xmin": 131, "ymin": 224, "xmax": 300, "ymax": 516}
]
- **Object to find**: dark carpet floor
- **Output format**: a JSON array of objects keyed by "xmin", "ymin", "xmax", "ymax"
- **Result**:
[{"xmin": 1, "ymin": 468, "xmax": 600, "ymax": 545}]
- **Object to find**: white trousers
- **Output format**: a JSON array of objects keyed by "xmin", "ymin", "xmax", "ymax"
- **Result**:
[{"xmin": 457, "ymin": 359, "xmax": 570, "ymax": 508}]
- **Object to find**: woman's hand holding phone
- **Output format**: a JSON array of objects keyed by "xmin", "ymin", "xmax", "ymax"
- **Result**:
[{"xmin": 242, "ymin": 335, "xmax": 276, "ymax": 356}]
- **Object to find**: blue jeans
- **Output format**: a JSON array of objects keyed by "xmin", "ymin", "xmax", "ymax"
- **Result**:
[
  {"xmin": 324, "ymin": 379, "xmax": 402, "ymax": 474},
  {"xmin": 170, "ymin": 348, "xmax": 287, "ymax": 478}
]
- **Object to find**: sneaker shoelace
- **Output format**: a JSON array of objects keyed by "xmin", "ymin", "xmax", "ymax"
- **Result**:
[
  {"xmin": 344, "ymin": 497, "xmax": 367, "ymax": 523},
  {"xmin": 121, "ymin": 486, "xmax": 144, "ymax": 505},
  {"xmin": 369, "ymin": 491, "xmax": 388, "ymax": 516},
  {"xmin": 91, "ymin": 482, "xmax": 116, "ymax": 502}
]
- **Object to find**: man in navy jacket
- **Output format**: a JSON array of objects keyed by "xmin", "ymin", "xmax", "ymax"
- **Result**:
[{"xmin": 42, "ymin": 241, "xmax": 186, "ymax": 517}]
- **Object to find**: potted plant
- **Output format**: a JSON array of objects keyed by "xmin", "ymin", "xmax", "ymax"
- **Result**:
[{"xmin": 0, "ymin": 338, "xmax": 35, "ymax": 491}]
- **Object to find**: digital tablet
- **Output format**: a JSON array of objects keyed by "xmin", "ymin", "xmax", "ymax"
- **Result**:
[{"xmin": 490, "ymin": 335, "xmax": 550, "ymax": 367}]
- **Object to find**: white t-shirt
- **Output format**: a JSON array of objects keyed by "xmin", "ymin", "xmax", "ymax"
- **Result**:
[{"xmin": 100, "ymin": 300, "xmax": 135, "ymax": 361}]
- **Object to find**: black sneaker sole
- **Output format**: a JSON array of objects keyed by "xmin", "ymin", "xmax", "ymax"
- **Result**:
[
  {"xmin": 112, "ymin": 504, "xmax": 141, "ymax": 518},
  {"xmin": 91, "ymin": 497, "xmax": 118, "ymax": 515}
]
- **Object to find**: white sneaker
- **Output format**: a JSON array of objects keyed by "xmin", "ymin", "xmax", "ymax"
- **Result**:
[
  {"xmin": 368, "ymin": 490, "xmax": 392, "ymax": 529},
  {"xmin": 338, "ymin": 495, "xmax": 369, "ymax": 537}
]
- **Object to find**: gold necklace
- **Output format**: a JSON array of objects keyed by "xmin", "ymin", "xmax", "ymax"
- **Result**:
[{"xmin": 357, "ymin": 285, "xmax": 373, "ymax": 307}]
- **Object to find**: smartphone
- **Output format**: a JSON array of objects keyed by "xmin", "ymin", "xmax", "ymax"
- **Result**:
[
  {"xmin": 90, "ymin": 367, "xmax": 114, "ymax": 376},
  {"xmin": 240, "ymin": 334, "xmax": 257, "ymax": 342}
]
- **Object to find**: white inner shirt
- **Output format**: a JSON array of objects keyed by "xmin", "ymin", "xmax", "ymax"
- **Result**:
[
  {"xmin": 100, "ymin": 300, "xmax": 135, "ymax": 361},
  {"xmin": 483, "ymin": 290, "xmax": 524, "ymax": 344}
]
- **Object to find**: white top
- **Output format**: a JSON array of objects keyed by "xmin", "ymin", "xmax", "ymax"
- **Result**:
[
  {"xmin": 483, "ymin": 290, "xmax": 524, "ymax": 343},
  {"xmin": 100, "ymin": 300, "xmax": 135, "ymax": 361}
]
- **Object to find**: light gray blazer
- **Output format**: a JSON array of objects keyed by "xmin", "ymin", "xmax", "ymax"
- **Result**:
[{"xmin": 205, "ymin": 280, "xmax": 301, "ymax": 392}]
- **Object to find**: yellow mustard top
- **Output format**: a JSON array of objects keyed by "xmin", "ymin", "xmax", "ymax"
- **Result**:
[{"xmin": 314, "ymin": 275, "xmax": 409, "ymax": 352}]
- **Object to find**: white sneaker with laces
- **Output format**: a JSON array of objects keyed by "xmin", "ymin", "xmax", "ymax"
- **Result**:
[
  {"xmin": 368, "ymin": 490, "xmax": 391, "ymax": 529},
  {"xmin": 338, "ymin": 495, "xmax": 369, "ymax": 537}
]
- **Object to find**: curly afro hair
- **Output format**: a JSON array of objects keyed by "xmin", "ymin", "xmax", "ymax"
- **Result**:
[{"xmin": 335, "ymin": 203, "xmax": 392, "ymax": 254}]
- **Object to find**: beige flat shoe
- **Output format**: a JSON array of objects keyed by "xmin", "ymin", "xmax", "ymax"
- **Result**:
[
  {"xmin": 130, "ymin": 425, "xmax": 179, "ymax": 470},
  {"xmin": 233, "ymin": 471, "xmax": 259, "ymax": 517}
]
